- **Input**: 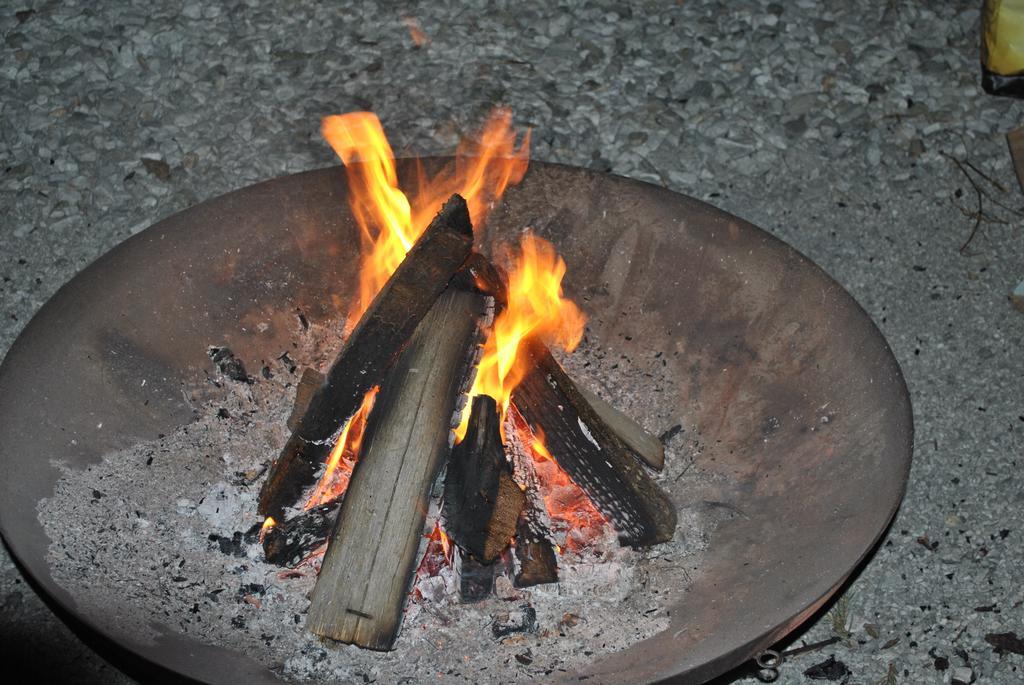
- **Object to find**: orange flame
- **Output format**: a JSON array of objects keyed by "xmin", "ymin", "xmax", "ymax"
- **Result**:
[
  {"xmin": 414, "ymin": 522, "xmax": 453, "ymax": 584},
  {"xmin": 304, "ymin": 388, "xmax": 377, "ymax": 509},
  {"xmin": 456, "ymin": 234, "xmax": 586, "ymax": 441},
  {"xmin": 321, "ymin": 109, "xmax": 530, "ymax": 327}
]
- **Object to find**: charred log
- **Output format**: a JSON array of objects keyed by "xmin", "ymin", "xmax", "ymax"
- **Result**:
[
  {"xmin": 306, "ymin": 287, "xmax": 488, "ymax": 650},
  {"xmin": 513, "ymin": 512, "xmax": 558, "ymax": 587},
  {"xmin": 261, "ymin": 502, "xmax": 338, "ymax": 567},
  {"xmin": 259, "ymin": 195, "xmax": 475, "ymax": 520},
  {"xmin": 458, "ymin": 551, "xmax": 497, "ymax": 603},
  {"xmin": 443, "ymin": 395, "xmax": 525, "ymax": 563},
  {"xmin": 511, "ymin": 337, "xmax": 677, "ymax": 547},
  {"xmin": 466, "ymin": 253, "xmax": 664, "ymax": 472},
  {"xmin": 576, "ymin": 385, "xmax": 664, "ymax": 471}
]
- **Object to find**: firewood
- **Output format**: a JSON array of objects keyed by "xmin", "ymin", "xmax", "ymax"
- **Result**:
[
  {"xmin": 466, "ymin": 254, "xmax": 664, "ymax": 471},
  {"xmin": 501, "ymin": 413, "xmax": 559, "ymax": 587},
  {"xmin": 286, "ymin": 368, "xmax": 326, "ymax": 433},
  {"xmin": 259, "ymin": 195, "xmax": 475, "ymax": 520},
  {"xmin": 513, "ymin": 511, "xmax": 558, "ymax": 587},
  {"xmin": 306, "ymin": 287, "xmax": 488, "ymax": 650},
  {"xmin": 262, "ymin": 502, "xmax": 338, "ymax": 567},
  {"xmin": 511, "ymin": 337, "xmax": 677, "ymax": 547},
  {"xmin": 443, "ymin": 395, "xmax": 525, "ymax": 563},
  {"xmin": 576, "ymin": 385, "xmax": 665, "ymax": 471},
  {"xmin": 458, "ymin": 551, "xmax": 497, "ymax": 603}
]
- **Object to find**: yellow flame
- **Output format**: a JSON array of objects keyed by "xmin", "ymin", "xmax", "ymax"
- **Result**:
[
  {"xmin": 438, "ymin": 527, "xmax": 452, "ymax": 561},
  {"xmin": 259, "ymin": 516, "xmax": 276, "ymax": 544},
  {"xmin": 322, "ymin": 114, "xmax": 415, "ymax": 326},
  {"xmin": 531, "ymin": 431, "xmax": 554, "ymax": 462},
  {"xmin": 455, "ymin": 234, "xmax": 586, "ymax": 441},
  {"xmin": 321, "ymin": 109, "xmax": 530, "ymax": 328},
  {"xmin": 304, "ymin": 387, "xmax": 377, "ymax": 509}
]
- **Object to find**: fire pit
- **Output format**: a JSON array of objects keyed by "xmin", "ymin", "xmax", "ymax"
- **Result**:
[{"xmin": 0, "ymin": 154, "xmax": 911, "ymax": 684}]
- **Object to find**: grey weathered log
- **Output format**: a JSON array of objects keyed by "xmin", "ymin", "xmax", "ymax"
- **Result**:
[
  {"xmin": 306, "ymin": 287, "xmax": 487, "ymax": 650},
  {"xmin": 262, "ymin": 502, "xmax": 338, "ymax": 567},
  {"xmin": 511, "ymin": 337, "xmax": 677, "ymax": 547},
  {"xmin": 576, "ymin": 385, "xmax": 665, "ymax": 471},
  {"xmin": 443, "ymin": 395, "xmax": 525, "ymax": 563},
  {"xmin": 258, "ymin": 195, "xmax": 475, "ymax": 520}
]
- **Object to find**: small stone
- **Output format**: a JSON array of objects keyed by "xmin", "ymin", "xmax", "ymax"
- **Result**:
[
  {"xmin": 494, "ymin": 575, "xmax": 518, "ymax": 600},
  {"xmin": 687, "ymin": 80, "xmax": 713, "ymax": 100},
  {"xmin": 491, "ymin": 605, "xmax": 538, "ymax": 638},
  {"xmin": 985, "ymin": 631, "xmax": 1024, "ymax": 655},
  {"xmin": 804, "ymin": 655, "xmax": 851, "ymax": 680},
  {"xmin": 141, "ymin": 157, "xmax": 171, "ymax": 180},
  {"xmin": 784, "ymin": 117, "xmax": 807, "ymax": 138},
  {"xmin": 559, "ymin": 612, "xmax": 580, "ymax": 628},
  {"xmin": 909, "ymin": 138, "xmax": 926, "ymax": 158},
  {"xmin": 951, "ymin": 666, "xmax": 973, "ymax": 684}
]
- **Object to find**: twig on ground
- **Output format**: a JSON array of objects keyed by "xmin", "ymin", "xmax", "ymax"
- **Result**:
[
  {"xmin": 781, "ymin": 636, "xmax": 841, "ymax": 658},
  {"xmin": 828, "ymin": 592, "xmax": 854, "ymax": 641},
  {"xmin": 941, "ymin": 151, "xmax": 1024, "ymax": 253},
  {"xmin": 873, "ymin": 662, "xmax": 898, "ymax": 685}
]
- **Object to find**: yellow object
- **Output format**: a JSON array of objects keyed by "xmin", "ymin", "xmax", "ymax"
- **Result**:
[{"xmin": 983, "ymin": 0, "xmax": 1024, "ymax": 75}]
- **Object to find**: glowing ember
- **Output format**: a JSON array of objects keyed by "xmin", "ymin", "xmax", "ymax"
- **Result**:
[
  {"xmin": 414, "ymin": 522, "xmax": 453, "ymax": 582},
  {"xmin": 456, "ymin": 233, "xmax": 587, "ymax": 442},
  {"xmin": 508, "ymin": 408, "xmax": 607, "ymax": 553}
]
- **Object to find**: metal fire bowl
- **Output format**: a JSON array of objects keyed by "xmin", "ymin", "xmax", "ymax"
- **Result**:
[{"xmin": 0, "ymin": 161, "xmax": 912, "ymax": 685}]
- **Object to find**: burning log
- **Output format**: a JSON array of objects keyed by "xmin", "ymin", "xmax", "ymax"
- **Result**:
[
  {"xmin": 466, "ymin": 253, "xmax": 664, "ymax": 472},
  {"xmin": 443, "ymin": 395, "xmax": 525, "ymax": 563},
  {"xmin": 306, "ymin": 287, "xmax": 489, "ymax": 650},
  {"xmin": 576, "ymin": 385, "xmax": 665, "ymax": 471},
  {"xmin": 259, "ymin": 195, "xmax": 475, "ymax": 520},
  {"xmin": 458, "ymin": 551, "xmax": 498, "ymax": 603},
  {"xmin": 513, "ymin": 513, "xmax": 559, "ymax": 588},
  {"xmin": 262, "ymin": 503, "xmax": 338, "ymax": 567},
  {"xmin": 511, "ymin": 337, "xmax": 677, "ymax": 547}
]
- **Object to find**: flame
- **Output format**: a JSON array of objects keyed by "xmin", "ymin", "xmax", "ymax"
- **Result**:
[
  {"xmin": 258, "ymin": 517, "xmax": 276, "ymax": 544},
  {"xmin": 455, "ymin": 234, "xmax": 586, "ymax": 441},
  {"xmin": 304, "ymin": 388, "xmax": 377, "ymax": 509},
  {"xmin": 530, "ymin": 430, "xmax": 554, "ymax": 462},
  {"xmin": 414, "ymin": 522, "xmax": 453, "ymax": 583},
  {"xmin": 438, "ymin": 526, "xmax": 452, "ymax": 562},
  {"xmin": 321, "ymin": 109, "xmax": 530, "ymax": 327}
]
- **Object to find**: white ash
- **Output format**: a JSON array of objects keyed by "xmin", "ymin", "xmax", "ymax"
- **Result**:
[{"xmin": 37, "ymin": 327, "xmax": 710, "ymax": 684}]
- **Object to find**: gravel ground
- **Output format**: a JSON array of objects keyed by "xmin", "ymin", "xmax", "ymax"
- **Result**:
[{"xmin": 1, "ymin": 1, "xmax": 1021, "ymax": 684}]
